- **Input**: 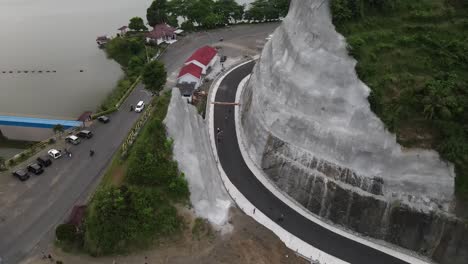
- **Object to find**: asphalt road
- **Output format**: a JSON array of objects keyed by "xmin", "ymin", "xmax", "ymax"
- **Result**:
[
  {"xmin": 213, "ymin": 61, "xmax": 409, "ymax": 264},
  {"xmin": 160, "ymin": 23, "xmax": 279, "ymax": 87},
  {"xmin": 0, "ymin": 84, "xmax": 152, "ymax": 263}
]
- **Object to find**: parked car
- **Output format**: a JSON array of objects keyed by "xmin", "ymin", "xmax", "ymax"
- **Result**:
[
  {"xmin": 36, "ymin": 155, "xmax": 52, "ymax": 167},
  {"xmin": 12, "ymin": 169, "xmax": 30, "ymax": 181},
  {"xmin": 135, "ymin": 101, "xmax": 145, "ymax": 112},
  {"xmin": 77, "ymin": 130, "xmax": 93, "ymax": 139},
  {"xmin": 220, "ymin": 55, "xmax": 227, "ymax": 62},
  {"xmin": 27, "ymin": 163, "xmax": 44, "ymax": 175},
  {"xmin": 97, "ymin": 115, "xmax": 110, "ymax": 123},
  {"xmin": 48, "ymin": 149, "xmax": 62, "ymax": 159},
  {"xmin": 65, "ymin": 135, "xmax": 81, "ymax": 145}
]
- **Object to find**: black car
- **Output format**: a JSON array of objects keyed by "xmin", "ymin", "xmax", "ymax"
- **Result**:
[
  {"xmin": 220, "ymin": 55, "xmax": 227, "ymax": 63},
  {"xmin": 97, "ymin": 115, "xmax": 110, "ymax": 123},
  {"xmin": 27, "ymin": 163, "xmax": 44, "ymax": 175},
  {"xmin": 77, "ymin": 130, "xmax": 93, "ymax": 139},
  {"xmin": 13, "ymin": 169, "xmax": 30, "ymax": 181},
  {"xmin": 36, "ymin": 155, "xmax": 52, "ymax": 167}
]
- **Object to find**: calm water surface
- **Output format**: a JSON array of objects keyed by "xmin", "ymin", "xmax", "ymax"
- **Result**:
[
  {"xmin": 0, "ymin": 0, "xmax": 152, "ymax": 119},
  {"xmin": 0, "ymin": 0, "xmax": 253, "ymax": 119}
]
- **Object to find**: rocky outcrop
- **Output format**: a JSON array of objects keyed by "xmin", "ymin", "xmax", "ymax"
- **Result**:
[
  {"xmin": 261, "ymin": 135, "xmax": 468, "ymax": 263},
  {"xmin": 239, "ymin": 0, "xmax": 467, "ymax": 263}
]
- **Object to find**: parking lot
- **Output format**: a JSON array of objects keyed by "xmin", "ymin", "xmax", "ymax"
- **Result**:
[{"xmin": 0, "ymin": 83, "xmax": 153, "ymax": 263}]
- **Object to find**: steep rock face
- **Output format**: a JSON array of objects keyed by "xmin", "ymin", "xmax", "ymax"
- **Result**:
[
  {"xmin": 164, "ymin": 89, "xmax": 231, "ymax": 229},
  {"xmin": 239, "ymin": 0, "xmax": 466, "ymax": 262}
]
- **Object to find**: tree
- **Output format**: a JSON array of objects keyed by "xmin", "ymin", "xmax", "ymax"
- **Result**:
[
  {"xmin": 127, "ymin": 56, "xmax": 145, "ymax": 77},
  {"xmin": 214, "ymin": 0, "xmax": 244, "ymax": 24},
  {"xmin": 142, "ymin": 60, "xmax": 167, "ymax": 93},
  {"xmin": 167, "ymin": 0, "xmax": 189, "ymax": 19},
  {"xmin": 52, "ymin": 124, "xmax": 64, "ymax": 138},
  {"xmin": 105, "ymin": 37, "xmax": 145, "ymax": 66},
  {"xmin": 186, "ymin": 0, "xmax": 215, "ymax": 25},
  {"xmin": 181, "ymin": 20, "xmax": 195, "ymax": 31},
  {"xmin": 147, "ymin": 0, "xmax": 168, "ymax": 27},
  {"xmin": 129, "ymin": 17, "xmax": 147, "ymax": 31},
  {"xmin": 202, "ymin": 13, "xmax": 223, "ymax": 29}
]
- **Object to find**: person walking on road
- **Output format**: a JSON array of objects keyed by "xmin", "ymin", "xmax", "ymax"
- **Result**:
[
  {"xmin": 89, "ymin": 149, "xmax": 95, "ymax": 157},
  {"xmin": 216, "ymin": 128, "xmax": 223, "ymax": 143}
]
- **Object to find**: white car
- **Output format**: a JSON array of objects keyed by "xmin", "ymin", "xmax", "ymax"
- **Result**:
[
  {"xmin": 135, "ymin": 100, "xmax": 145, "ymax": 112},
  {"xmin": 65, "ymin": 135, "xmax": 81, "ymax": 145},
  {"xmin": 48, "ymin": 149, "xmax": 62, "ymax": 159}
]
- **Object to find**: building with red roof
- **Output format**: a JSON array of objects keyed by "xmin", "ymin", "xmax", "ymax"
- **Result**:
[
  {"xmin": 177, "ymin": 63, "xmax": 203, "ymax": 89},
  {"xmin": 146, "ymin": 23, "xmax": 177, "ymax": 45},
  {"xmin": 184, "ymin": 46, "xmax": 218, "ymax": 74}
]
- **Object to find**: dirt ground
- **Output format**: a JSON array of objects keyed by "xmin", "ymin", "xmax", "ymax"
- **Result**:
[{"xmin": 22, "ymin": 208, "xmax": 308, "ymax": 264}]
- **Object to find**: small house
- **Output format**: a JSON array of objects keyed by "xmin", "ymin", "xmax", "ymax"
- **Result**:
[
  {"xmin": 184, "ymin": 46, "xmax": 218, "ymax": 74},
  {"xmin": 177, "ymin": 63, "xmax": 203, "ymax": 90},
  {"xmin": 146, "ymin": 23, "xmax": 177, "ymax": 45},
  {"xmin": 118, "ymin": 25, "xmax": 129, "ymax": 35}
]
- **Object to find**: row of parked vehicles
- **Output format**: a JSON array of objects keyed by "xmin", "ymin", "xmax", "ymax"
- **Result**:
[{"xmin": 12, "ymin": 129, "xmax": 95, "ymax": 181}]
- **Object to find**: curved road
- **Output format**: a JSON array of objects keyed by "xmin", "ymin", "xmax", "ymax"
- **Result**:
[{"xmin": 213, "ymin": 61, "xmax": 408, "ymax": 264}]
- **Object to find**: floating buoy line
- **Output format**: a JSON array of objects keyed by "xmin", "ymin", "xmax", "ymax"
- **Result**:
[{"xmin": 0, "ymin": 69, "xmax": 85, "ymax": 74}]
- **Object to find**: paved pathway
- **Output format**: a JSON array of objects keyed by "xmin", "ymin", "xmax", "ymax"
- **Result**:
[{"xmin": 212, "ymin": 61, "xmax": 409, "ymax": 264}]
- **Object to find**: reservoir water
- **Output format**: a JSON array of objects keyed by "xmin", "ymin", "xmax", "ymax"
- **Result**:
[
  {"xmin": 0, "ymin": 0, "xmax": 152, "ymax": 119},
  {"xmin": 0, "ymin": 0, "xmax": 253, "ymax": 119}
]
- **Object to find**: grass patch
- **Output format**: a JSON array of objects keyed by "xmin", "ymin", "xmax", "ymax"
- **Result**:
[{"xmin": 331, "ymin": 0, "xmax": 468, "ymax": 197}]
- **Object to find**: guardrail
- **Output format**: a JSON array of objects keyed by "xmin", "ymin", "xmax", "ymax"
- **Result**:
[{"xmin": 120, "ymin": 98, "xmax": 155, "ymax": 159}]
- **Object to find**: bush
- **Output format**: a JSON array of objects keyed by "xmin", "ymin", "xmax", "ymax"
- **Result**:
[
  {"xmin": 56, "ymin": 223, "xmax": 77, "ymax": 243},
  {"xmin": 169, "ymin": 175, "xmax": 190, "ymax": 201},
  {"xmin": 84, "ymin": 186, "xmax": 181, "ymax": 255}
]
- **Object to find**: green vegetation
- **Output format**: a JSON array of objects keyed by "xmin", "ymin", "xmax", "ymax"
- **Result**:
[
  {"xmin": 244, "ymin": 0, "xmax": 290, "ymax": 21},
  {"xmin": 100, "ymin": 79, "xmax": 133, "ymax": 111},
  {"xmin": 142, "ymin": 60, "xmax": 167, "ymax": 93},
  {"xmin": 83, "ymin": 91, "xmax": 190, "ymax": 255},
  {"xmin": 330, "ymin": 0, "xmax": 468, "ymax": 195},
  {"xmin": 55, "ymin": 223, "xmax": 84, "ymax": 252},
  {"xmin": 163, "ymin": 0, "xmax": 288, "ymax": 30},
  {"xmin": 147, "ymin": 0, "xmax": 169, "ymax": 27},
  {"xmin": 99, "ymin": 35, "xmax": 158, "ymax": 111},
  {"xmin": 129, "ymin": 16, "xmax": 148, "ymax": 31}
]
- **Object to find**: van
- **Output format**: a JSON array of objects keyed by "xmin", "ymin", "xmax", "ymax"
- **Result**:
[{"xmin": 135, "ymin": 101, "xmax": 145, "ymax": 112}]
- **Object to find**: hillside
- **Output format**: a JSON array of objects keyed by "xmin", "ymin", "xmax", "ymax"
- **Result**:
[{"xmin": 331, "ymin": 0, "xmax": 468, "ymax": 196}]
